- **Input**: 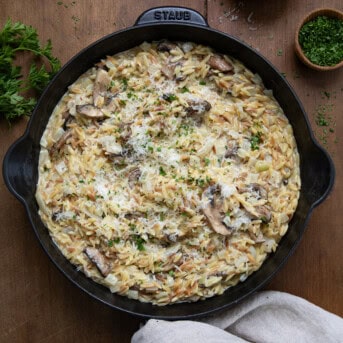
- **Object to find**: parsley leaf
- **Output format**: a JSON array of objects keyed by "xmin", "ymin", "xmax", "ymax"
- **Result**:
[
  {"xmin": 132, "ymin": 235, "xmax": 146, "ymax": 251},
  {"xmin": 250, "ymin": 131, "xmax": 263, "ymax": 150},
  {"xmin": 180, "ymin": 86, "xmax": 190, "ymax": 93},
  {"xmin": 0, "ymin": 19, "xmax": 61, "ymax": 122},
  {"xmin": 162, "ymin": 93, "xmax": 177, "ymax": 102}
]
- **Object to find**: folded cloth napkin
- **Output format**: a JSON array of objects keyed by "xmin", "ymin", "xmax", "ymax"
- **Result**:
[{"xmin": 132, "ymin": 291, "xmax": 343, "ymax": 343}]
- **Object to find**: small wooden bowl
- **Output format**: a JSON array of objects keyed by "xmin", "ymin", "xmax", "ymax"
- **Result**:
[{"xmin": 295, "ymin": 8, "xmax": 343, "ymax": 71}]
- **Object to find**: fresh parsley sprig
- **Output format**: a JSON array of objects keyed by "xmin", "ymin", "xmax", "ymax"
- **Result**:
[{"xmin": 0, "ymin": 19, "xmax": 61, "ymax": 122}]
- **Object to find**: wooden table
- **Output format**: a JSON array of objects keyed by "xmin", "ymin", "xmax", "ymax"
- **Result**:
[{"xmin": 1, "ymin": 0, "xmax": 342, "ymax": 341}]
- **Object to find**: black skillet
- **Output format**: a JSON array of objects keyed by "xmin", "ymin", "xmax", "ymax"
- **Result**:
[{"xmin": 2, "ymin": 7, "xmax": 335, "ymax": 319}]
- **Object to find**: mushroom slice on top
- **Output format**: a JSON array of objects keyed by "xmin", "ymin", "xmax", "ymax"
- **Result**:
[
  {"xmin": 76, "ymin": 104, "xmax": 106, "ymax": 119},
  {"xmin": 224, "ymin": 141, "xmax": 239, "ymax": 159},
  {"xmin": 61, "ymin": 110, "xmax": 74, "ymax": 130},
  {"xmin": 255, "ymin": 205, "xmax": 272, "ymax": 223},
  {"xmin": 202, "ymin": 185, "xmax": 232, "ymax": 236},
  {"xmin": 93, "ymin": 68, "xmax": 111, "ymax": 107},
  {"xmin": 238, "ymin": 183, "xmax": 268, "ymax": 200},
  {"xmin": 49, "ymin": 130, "xmax": 72, "ymax": 157},
  {"xmin": 208, "ymin": 54, "xmax": 233, "ymax": 73},
  {"xmin": 128, "ymin": 167, "xmax": 141, "ymax": 188},
  {"xmin": 84, "ymin": 247, "xmax": 111, "ymax": 277},
  {"xmin": 161, "ymin": 64, "xmax": 175, "ymax": 79},
  {"xmin": 157, "ymin": 40, "xmax": 177, "ymax": 52},
  {"xmin": 185, "ymin": 99, "xmax": 211, "ymax": 124}
]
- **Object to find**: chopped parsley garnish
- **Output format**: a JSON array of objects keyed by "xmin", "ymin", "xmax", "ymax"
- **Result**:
[
  {"xmin": 159, "ymin": 166, "xmax": 167, "ymax": 176},
  {"xmin": 299, "ymin": 15, "xmax": 343, "ymax": 66},
  {"xmin": 196, "ymin": 178, "xmax": 205, "ymax": 187},
  {"xmin": 162, "ymin": 93, "xmax": 178, "ymax": 102},
  {"xmin": 133, "ymin": 235, "xmax": 145, "ymax": 251},
  {"xmin": 179, "ymin": 123, "xmax": 193, "ymax": 136},
  {"xmin": 121, "ymin": 78, "xmax": 128, "ymax": 90},
  {"xmin": 316, "ymin": 112, "xmax": 329, "ymax": 126},
  {"xmin": 250, "ymin": 131, "xmax": 263, "ymax": 150},
  {"xmin": 148, "ymin": 146, "xmax": 154, "ymax": 153},
  {"xmin": 199, "ymin": 80, "xmax": 206, "ymax": 85},
  {"xmin": 322, "ymin": 91, "xmax": 331, "ymax": 99},
  {"xmin": 168, "ymin": 270, "xmax": 175, "ymax": 277},
  {"xmin": 181, "ymin": 211, "xmax": 191, "ymax": 217},
  {"xmin": 157, "ymin": 147, "xmax": 162, "ymax": 152},
  {"xmin": 180, "ymin": 86, "xmax": 190, "ymax": 93},
  {"xmin": 129, "ymin": 223, "xmax": 137, "ymax": 231},
  {"xmin": 204, "ymin": 158, "xmax": 210, "ymax": 166}
]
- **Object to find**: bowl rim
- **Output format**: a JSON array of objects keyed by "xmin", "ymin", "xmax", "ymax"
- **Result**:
[{"xmin": 294, "ymin": 8, "xmax": 343, "ymax": 71}]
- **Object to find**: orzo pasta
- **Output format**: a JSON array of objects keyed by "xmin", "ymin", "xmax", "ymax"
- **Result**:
[{"xmin": 36, "ymin": 41, "xmax": 301, "ymax": 305}]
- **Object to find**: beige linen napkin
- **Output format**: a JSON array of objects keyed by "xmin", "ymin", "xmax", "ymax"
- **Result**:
[{"xmin": 132, "ymin": 291, "xmax": 343, "ymax": 343}]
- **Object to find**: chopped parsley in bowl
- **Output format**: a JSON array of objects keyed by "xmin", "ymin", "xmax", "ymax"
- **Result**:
[{"xmin": 295, "ymin": 9, "xmax": 343, "ymax": 71}]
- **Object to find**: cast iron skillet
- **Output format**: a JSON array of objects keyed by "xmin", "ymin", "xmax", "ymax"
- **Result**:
[{"xmin": 3, "ymin": 7, "xmax": 335, "ymax": 319}]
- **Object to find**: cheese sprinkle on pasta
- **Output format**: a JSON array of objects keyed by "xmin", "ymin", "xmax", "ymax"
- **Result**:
[{"xmin": 36, "ymin": 41, "xmax": 301, "ymax": 305}]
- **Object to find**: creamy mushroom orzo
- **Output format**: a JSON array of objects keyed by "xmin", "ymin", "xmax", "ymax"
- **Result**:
[{"xmin": 36, "ymin": 41, "xmax": 301, "ymax": 305}]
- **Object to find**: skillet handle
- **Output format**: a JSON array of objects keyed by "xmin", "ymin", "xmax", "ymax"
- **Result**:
[
  {"xmin": 3, "ymin": 135, "xmax": 37, "ymax": 204},
  {"xmin": 303, "ymin": 142, "xmax": 335, "ymax": 208},
  {"xmin": 135, "ymin": 6, "xmax": 208, "ymax": 27}
]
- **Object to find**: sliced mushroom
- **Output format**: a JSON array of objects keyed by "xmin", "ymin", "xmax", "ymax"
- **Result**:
[
  {"xmin": 49, "ymin": 130, "xmax": 72, "ymax": 157},
  {"xmin": 202, "ymin": 185, "xmax": 232, "ymax": 236},
  {"xmin": 84, "ymin": 247, "xmax": 111, "ymax": 277},
  {"xmin": 105, "ymin": 147, "xmax": 132, "ymax": 165},
  {"xmin": 128, "ymin": 167, "xmax": 141, "ymax": 187},
  {"xmin": 255, "ymin": 205, "xmax": 272, "ymax": 223},
  {"xmin": 61, "ymin": 110, "xmax": 74, "ymax": 130},
  {"xmin": 224, "ymin": 142, "xmax": 239, "ymax": 159},
  {"xmin": 124, "ymin": 212, "xmax": 142, "ymax": 220},
  {"xmin": 94, "ymin": 60, "xmax": 109, "ymax": 71},
  {"xmin": 61, "ymin": 110, "xmax": 69, "ymax": 119},
  {"xmin": 185, "ymin": 99, "xmax": 211, "ymax": 124},
  {"xmin": 238, "ymin": 183, "xmax": 268, "ymax": 200},
  {"xmin": 157, "ymin": 40, "xmax": 177, "ymax": 52},
  {"xmin": 175, "ymin": 74, "xmax": 186, "ymax": 82},
  {"xmin": 165, "ymin": 233, "xmax": 179, "ymax": 243},
  {"xmin": 186, "ymin": 99, "xmax": 211, "ymax": 114},
  {"xmin": 103, "ymin": 94, "xmax": 118, "ymax": 112},
  {"xmin": 93, "ymin": 68, "xmax": 111, "ymax": 106},
  {"xmin": 161, "ymin": 64, "xmax": 175, "ymax": 79},
  {"xmin": 76, "ymin": 104, "xmax": 106, "ymax": 119},
  {"xmin": 119, "ymin": 122, "xmax": 132, "ymax": 142},
  {"xmin": 208, "ymin": 54, "xmax": 233, "ymax": 73}
]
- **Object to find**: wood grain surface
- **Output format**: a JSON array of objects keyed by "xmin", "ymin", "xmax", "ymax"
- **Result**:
[{"xmin": 0, "ymin": 0, "xmax": 342, "ymax": 342}]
